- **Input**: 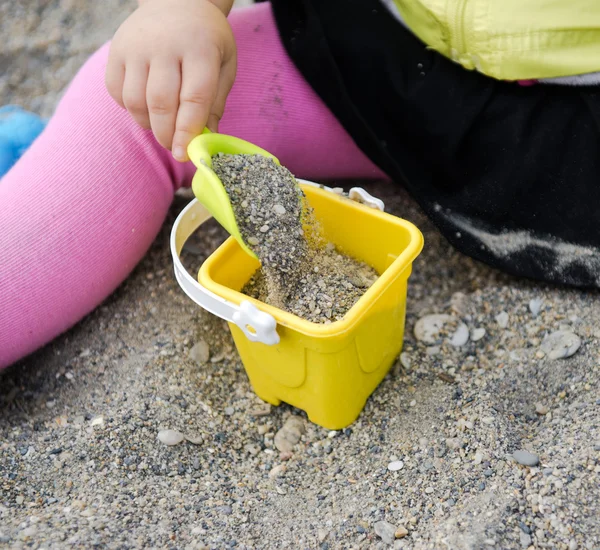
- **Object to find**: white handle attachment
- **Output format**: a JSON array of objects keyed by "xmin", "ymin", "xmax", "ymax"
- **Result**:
[
  {"xmin": 348, "ymin": 188, "xmax": 385, "ymax": 211},
  {"xmin": 299, "ymin": 181, "xmax": 385, "ymax": 212}
]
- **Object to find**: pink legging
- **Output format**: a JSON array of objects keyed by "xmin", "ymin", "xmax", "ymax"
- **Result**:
[{"xmin": 0, "ymin": 2, "xmax": 384, "ymax": 370}]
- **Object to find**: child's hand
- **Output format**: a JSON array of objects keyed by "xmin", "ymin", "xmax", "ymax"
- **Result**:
[{"xmin": 105, "ymin": 0, "xmax": 236, "ymax": 162}]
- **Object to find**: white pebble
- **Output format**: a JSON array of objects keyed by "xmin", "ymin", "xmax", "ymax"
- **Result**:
[
  {"xmin": 268, "ymin": 464, "xmax": 287, "ymax": 479},
  {"xmin": 398, "ymin": 352, "xmax": 412, "ymax": 371},
  {"xmin": 374, "ymin": 521, "xmax": 397, "ymax": 545},
  {"xmin": 471, "ymin": 327, "xmax": 486, "ymax": 342},
  {"xmin": 189, "ymin": 340, "xmax": 210, "ymax": 365},
  {"xmin": 157, "ymin": 429, "xmax": 184, "ymax": 446},
  {"xmin": 90, "ymin": 416, "xmax": 104, "ymax": 427},
  {"xmin": 388, "ymin": 460, "xmax": 404, "ymax": 471},
  {"xmin": 259, "ymin": 224, "xmax": 270, "ymax": 233},
  {"xmin": 520, "ymin": 532, "xmax": 532, "ymax": 548},
  {"xmin": 414, "ymin": 314, "xmax": 453, "ymax": 344},
  {"xmin": 495, "ymin": 311, "xmax": 509, "ymax": 329},
  {"xmin": 513, "ymin": 449, "xmax": 539, "ymax": 466},
  {"xmin": 540, "ymin": 330, "xmax": 581, "ymax": 360},
  {"xmin": 273, "ymin": 204, "xmax": 286, "ymax": 215},
  {"xmin": 450, "ymin": 323, "xmax": 469, "ymax": 347},
  {"xmin": 529, "ymin": 298, "xmax": 543, "ymax": 317},
  {"xmin": 247, "ymin": 236, "xmax": 260, "ymax": 246}
]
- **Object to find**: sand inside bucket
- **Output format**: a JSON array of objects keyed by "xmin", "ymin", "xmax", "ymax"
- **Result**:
[{"xmin": 211, "ymin": 154, "xmax": 377, "ymax": 324}]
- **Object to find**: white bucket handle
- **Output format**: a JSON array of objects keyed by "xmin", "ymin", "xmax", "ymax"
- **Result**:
[{"xmin": 169, "ymin": 181, "xmax": 384, "ymax": 346}]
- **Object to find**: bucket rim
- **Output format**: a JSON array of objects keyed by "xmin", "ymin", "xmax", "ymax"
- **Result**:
[{"xmin": 199, "ymin": 183, "xmax": 424, "ymax": 338}]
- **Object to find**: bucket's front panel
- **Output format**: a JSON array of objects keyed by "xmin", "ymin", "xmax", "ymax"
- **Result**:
[
  {"xmin": 301, "ymin": 344, "xmax": 382, "ymax": 429},
  {"xmin": 229, "ymin": 318, "xmax": 402, "ymax": 430},
  {"xmin": 228, "ymin": 323, "xmax": 307, "ymax": 389}
]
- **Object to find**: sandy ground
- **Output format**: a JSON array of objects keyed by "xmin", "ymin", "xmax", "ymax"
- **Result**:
[{"xmin": 1, "ymin": 1, "xmax": 599, "ymax": 549}]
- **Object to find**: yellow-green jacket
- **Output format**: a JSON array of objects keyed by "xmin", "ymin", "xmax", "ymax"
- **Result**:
[{"xmin": 392, "ymin": 0, "xmax": 600, "ymax": 80}]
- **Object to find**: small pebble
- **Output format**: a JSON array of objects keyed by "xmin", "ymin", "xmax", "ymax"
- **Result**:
[
  {"xmin": 540, "ymin": 330, "xmax": 581, "ymax": 360},
  {"xmin": 185, "ymin": 434, "xmax": 204, "ymax": 445},
  {"xmin": 374, "ymin": 521, "xmax": 397, "ymax": 545},
  {"xmin": 189, "ymin": 340, "xmax": 210, "ymax": 364},
  {"xmin": 518, "ymin": 522, "xmax": 531, "ymax": 535},
  {"xmin": 274, "ymin": 416, "xmax": 305, "ymax": 452},
  {"xmin": 388, "ymin": 460, "xmax": 404, "ymax": 471},
  {"xmin": 513, "ymin": 449, "xmax": 540, "ymax": 467},
  {"xmin": 471, "ymin": 327, "xmax": 486, "ymax": 342},
  {"xmin": 450, "ymin": 323, "xmax": 469, "ymax": 347},
  {"xmin": 273, "ymin": 204, "xmax": 286, "ymax": 215},
  {"xmin": 496, "ymin": 311, "xmax": 509, "ymax": 329},
  {"xmin": 268, "ymin": 464, "xmax": 286, "ymax": 479},
  {"xmin": 520, "ymin": 532, "xmax": 532, "ymax": 548},
  {"xmin": 399, "ymin": 352, "xmax": 412, "ymax": 371},
  {"xmin": 414, "ymin": 314, "xmax": 453, "ymax": 344},
  {"xmin": 395, "ymin": 526, "xmax": 409, "ymax": 539},
  {"xmin": 529, "ymin": 298, "xmax": 543, "ymax": 317},
  {"xmin": 157, "ymin": 430, "xmax": 185, "ymax": 446}
]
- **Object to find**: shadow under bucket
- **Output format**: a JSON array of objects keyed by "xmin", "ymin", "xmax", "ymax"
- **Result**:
[{"xmin": 171, "ymin": 182, "xmax": 423, "ymax": 429}]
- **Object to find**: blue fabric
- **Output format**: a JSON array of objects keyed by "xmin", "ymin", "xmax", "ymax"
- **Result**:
[{"xmin": 0, "ymin": 105, "xmax": 47, "ymax": 178}]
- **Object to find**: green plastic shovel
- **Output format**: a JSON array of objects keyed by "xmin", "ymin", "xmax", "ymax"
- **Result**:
[{"xmin": 187, "ymin": 129, "xmax": 280, "ymax": 259}]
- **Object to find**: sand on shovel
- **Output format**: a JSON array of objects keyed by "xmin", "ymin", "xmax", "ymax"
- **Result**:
[{"xmin": 211, "ymin": 153, "xmax": 378, "ymax": 324}]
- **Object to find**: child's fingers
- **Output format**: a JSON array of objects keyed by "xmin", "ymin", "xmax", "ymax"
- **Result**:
[
  {"xmin": 146, "ymin": 58, "xmax": 182, "ymax": 150},
  {"xmin": 206, "ymin": 54, "xmax": 237, "ymax": 133},
  {"xmin": 121, "ymin": 61, "xmax": 151, "ymax": 129},
  {"xmin": 171, "ymin": 51, "xmax": 220, "ymax": 162}
]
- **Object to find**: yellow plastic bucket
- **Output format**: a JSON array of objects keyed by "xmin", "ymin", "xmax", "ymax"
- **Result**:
[{"xmin": 171, "ymin": 182, "xmax": 423, "ymax": 429}]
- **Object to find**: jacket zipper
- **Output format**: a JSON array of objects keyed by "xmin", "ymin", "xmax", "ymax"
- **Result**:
[{"xmin": 450, "ymin": 0, "xmax": 469, "ymax": 61}]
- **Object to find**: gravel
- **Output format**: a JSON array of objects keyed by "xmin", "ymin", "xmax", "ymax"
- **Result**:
[{"xmin": 1, "ymin": 1, "xmax": 599, "ymax": 549}]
